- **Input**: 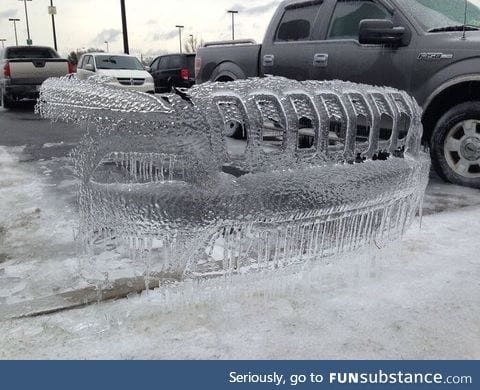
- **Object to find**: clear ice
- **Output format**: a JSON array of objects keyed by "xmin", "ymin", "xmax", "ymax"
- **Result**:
[{"xmin": 36, "ymin": 75, "xmax": 430, "ymax": 281}]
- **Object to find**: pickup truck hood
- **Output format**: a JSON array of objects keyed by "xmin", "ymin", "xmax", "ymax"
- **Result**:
[
  {"xmin": 422, "ymin": 30, "xmax": 480, "ymax": 49},
  {"xmin": 97, "ymin": 69, "xmax": 151, "ymax": 79}
]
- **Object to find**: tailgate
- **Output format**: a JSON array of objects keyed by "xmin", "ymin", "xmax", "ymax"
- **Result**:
[{"xmin": 9, "ymin": 59, "xmax": 69, "ymax": 84}]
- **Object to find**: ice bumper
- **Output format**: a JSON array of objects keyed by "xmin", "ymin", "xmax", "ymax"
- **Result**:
[{"xmin": 36, "ymin": 76, "xmax": 431, "ymax": 275}]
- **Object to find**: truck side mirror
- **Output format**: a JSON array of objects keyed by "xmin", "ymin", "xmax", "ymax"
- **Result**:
[
  {"xmin": 359, "ymin": 19, "xmax": 405, "ymax": 46},
  {"xmin": 85, "ymin": 63, "xmax": 95, "ymax": 72}
]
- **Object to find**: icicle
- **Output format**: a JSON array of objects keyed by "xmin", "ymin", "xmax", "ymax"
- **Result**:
[{"xmin": 36, "ymin": 75, "xmax": 430, "ymax": 284}]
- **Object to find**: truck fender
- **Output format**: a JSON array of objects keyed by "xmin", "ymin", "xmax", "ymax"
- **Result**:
[
  {"xmin": 210, "ymin": 61, "xmax": 246, "ymax": 82},
  {"xmin": 422, "ymin": 73, "xmax": 480, "ymax": 112},
  {"xmin": 417, "ymin": 58, "xmax": 480, "ymax": 110}
]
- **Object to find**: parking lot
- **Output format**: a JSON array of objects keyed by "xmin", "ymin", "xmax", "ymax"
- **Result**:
[
  {"xmin": 1, "ymin": 102, "xmax": 480, "ymax": 359},
  {"xmin": 2, "ymin": 102, "xmax": 480, "ymax": 212}
]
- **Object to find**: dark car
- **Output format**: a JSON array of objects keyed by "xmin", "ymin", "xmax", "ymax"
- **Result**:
[
  {"xmin": 149, "ymin": 53, "xmax": 195, "ymax": 93},
  {"xmin": 196, "ymin": 0, "xmax": 480, "ymax": 189}
]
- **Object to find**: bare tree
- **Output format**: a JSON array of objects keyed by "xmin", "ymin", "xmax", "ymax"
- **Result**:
[
  {"xmin": 68, "ymin": 48, "xmax": 105, "ymax": 65},
  {"xmin": 141, "ymin": 56, "xmax": 155, "ymax": 66},
  {"xmin": 183, "ymin": 35, "xmax": 204, "ymax": 53}
]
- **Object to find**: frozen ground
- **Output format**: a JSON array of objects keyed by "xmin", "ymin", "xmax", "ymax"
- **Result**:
[{"xmin": 0, "ymin": 145, "xmax": 479, "ymax": 359}]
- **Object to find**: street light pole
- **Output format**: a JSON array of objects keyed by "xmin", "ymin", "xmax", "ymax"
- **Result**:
[
  {"xmin": 120, "ymin": 0, "xmax": 129, "ymax": 54},
  {"xmin": 19, "ymin": 0, "xmax": 33, "ymax": 45},
  {"xmin": 49, "ymin": 0, "xmax": 58, "ymax": 51},
  {"xmin": 9, "ymin": 18, "xmax": 20, "ymax": 46},
  {"xmin": 105, "ymin": 41, "xmax": 109, "ymax": 52},
  {"xmin": 189, "ymin": 34, "xmax": 194, "ymax": 52},
  {"xmin": 175, "ymin": 25, "xmax": 184, "ymax": 53},
  {"xmin": 0, "ymin": 39, "xmax": 6, "ymax": 49},
  {"xmin": 227, "ymin": 10, "xmax": 238, "ymax": 41}
]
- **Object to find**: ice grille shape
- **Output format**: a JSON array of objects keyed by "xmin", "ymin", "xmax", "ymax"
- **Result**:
[{"xmin": 36, "ymin": 75, "xmax": 430, "ymax": 279}]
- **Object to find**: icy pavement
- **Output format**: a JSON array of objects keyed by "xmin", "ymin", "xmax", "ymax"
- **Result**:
[
  {"xmin": 0, "ymin": 205, "xmax": 479, "ymax": 359},
  {"xmin": 0, "ymin": 144, "xmax": 479, "ymax": 359},
  {"xmin": 0, "ymin": 146, "xmax": 154, "ymax": 308},
  {"xmin": 423, "ymin": 174, "xmax": 480, "ymax": 214}
]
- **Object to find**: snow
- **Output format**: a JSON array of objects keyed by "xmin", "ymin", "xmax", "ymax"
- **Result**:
[
  {"xmin": 0, "ymin": 145, "xmax": 479, "ymax": 359},
  {"xmin": 0, "ymin": 146, "xmax": 83, "ymax": 304}
]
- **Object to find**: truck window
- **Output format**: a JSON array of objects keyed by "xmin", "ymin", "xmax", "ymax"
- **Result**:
[
  {"xmin": 396, "ymin": 0, "xmax": 480, "ymax": 32},
  {"xmin": 6, "ymin": 47, "xmax": 59, "ymax": 59},
  {"xmin": 327, "ymin": 0, "xmax": 392, "ymax": 40},
  {"xmin": 275, "ymin": 1, "xmax": 324, "ymax": 42}
]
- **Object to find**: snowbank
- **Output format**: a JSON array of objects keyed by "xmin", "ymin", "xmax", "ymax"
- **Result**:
[{"xmin": 0, "ymin": 140, "xmax": 478, "ymax": 359}]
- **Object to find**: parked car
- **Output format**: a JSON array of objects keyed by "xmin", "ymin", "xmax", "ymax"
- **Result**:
[
  {"xmin": 149, "ymin": 53, "xmax": 195, "ymax": 93},
  {"xmin": 76, "ymin": 53, "xmax": 154, "ymax": 94},
  {"xmin": 196, "ymin": 0, "xmax": 480, "ymax": 189},
  {"xmin": 0, "ymin": 45, "xmax": 72, "ymax": 108}
]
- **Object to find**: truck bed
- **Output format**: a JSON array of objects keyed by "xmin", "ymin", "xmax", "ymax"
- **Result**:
[{"xmin": 196, "ymin": 41, "xmax": 261, "ymax": 83}]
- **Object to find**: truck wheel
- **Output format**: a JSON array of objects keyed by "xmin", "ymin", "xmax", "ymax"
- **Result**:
[
  {"xmin": 431, "ymin": 101, "xmax": 480, "ymax": 189},
  {"xmin": 0, "ymin": 88, "xmax": 14, "ymax": 109}
]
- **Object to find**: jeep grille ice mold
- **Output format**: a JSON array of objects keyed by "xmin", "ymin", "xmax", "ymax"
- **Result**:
[{"xmin": 36, "ymin": 76, "xmax": 430, "ymax": 280}]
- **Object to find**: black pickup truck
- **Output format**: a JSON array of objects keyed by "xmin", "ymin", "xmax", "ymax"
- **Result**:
[{"xmin": 196, "ymin": 0, "xmax": 480, "ymax": 189}]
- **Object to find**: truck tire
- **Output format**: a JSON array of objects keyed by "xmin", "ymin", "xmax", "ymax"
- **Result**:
[
  {"xmin": 431, "ymin": 101, "xmax": 480, "ymax": 189},
  {"xmin": 210, "ymin": 62, "xmax": 245, "ymax": 83},
  {"xmin": 225, "ymin": 120, "xmax": 245, "ymax": 139},
  {"xmin": 0, "ymin": 88, "xmax": 14, "ymax": 109}
]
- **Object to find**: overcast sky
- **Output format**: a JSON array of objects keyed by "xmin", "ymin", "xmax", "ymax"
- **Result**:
[
  {"xmin": 1, "ymin": 0, "xmax": 480, "ymax": 59},
  {"xmin": 0, "ymin": 0, "xmax": 281, "ymax": 58}
]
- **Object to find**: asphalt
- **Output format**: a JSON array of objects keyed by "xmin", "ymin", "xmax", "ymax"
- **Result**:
[
  {"xmin": 2, "ymin": 101, "xmax": 480, "ymax": 213},
  {"xmin": 0, "ymin": 101, "xmax": 83, "ymax": 157}
]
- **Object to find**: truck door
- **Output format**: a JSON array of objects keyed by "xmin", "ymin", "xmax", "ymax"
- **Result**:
[
  {"xmin": 260, "ymin": 0, "xmax": 331, "ymax": 81},
  {"xmin": 310, "ymin": 0, "xmax": 415, "ymax": 91}
]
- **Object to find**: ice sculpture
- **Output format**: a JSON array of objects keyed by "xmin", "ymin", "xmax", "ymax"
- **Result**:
[{"xmin": 36, "ymin": 75, "xmax": 430, "ymax": 279}]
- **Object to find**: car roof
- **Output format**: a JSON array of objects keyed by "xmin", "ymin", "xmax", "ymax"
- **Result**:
[
  {"xmin": 83, "ymin": 52, "xmax": 137, "ymax": 57},
  {"xmin": 157, "ymin": 53, "xmax": 195, "ymax": 57},
  {"xmin": 5, "ymin": 45, "xmax": 55, "ymax": 50}
]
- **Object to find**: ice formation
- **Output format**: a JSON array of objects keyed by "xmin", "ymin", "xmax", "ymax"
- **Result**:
[{"xmin": 36, "ymin": 75, "xmax": 430, "ymax": 280}]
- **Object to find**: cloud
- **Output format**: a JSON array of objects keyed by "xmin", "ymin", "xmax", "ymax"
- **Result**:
[
  {"xmin": 0, "ymin": 8, "xmax": 18, "ymax": 18},
  {"xmin": 93, "ymin": 28, "xmax": 122, "ymax": 45},
  {"xmin": 146, "ymin": 19, "xmax": 157, "ymax": 25},
  {"xmin": 152, "ymin": 30, "xmax": 179, "ymax": 41},
  {"xmin": 141, "ymin": 48, "xmax": 168, "ymax": 58},
  {"xmin": 229, "ymin": 1, "xmax": 278, "ymax": 15}
]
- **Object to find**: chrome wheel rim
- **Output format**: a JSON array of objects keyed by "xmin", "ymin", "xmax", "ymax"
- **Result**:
[{"xmin": 444, "ymin": 119, "xmax": 480, "ymax": 179}]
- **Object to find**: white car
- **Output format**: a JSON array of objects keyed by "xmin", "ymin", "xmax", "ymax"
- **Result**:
[{"xmin": 76, "ymin": 53, "xmax": 155, "ymax": 93}]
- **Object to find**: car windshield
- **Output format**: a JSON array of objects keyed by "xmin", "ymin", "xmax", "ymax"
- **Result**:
[
  {"xmin": 396, "ymin": 0, "xmax": 480, "ymax": 31},
  {"xmin": 95, "ymin": 55, "xmax": 144, "ymax": 70}
]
